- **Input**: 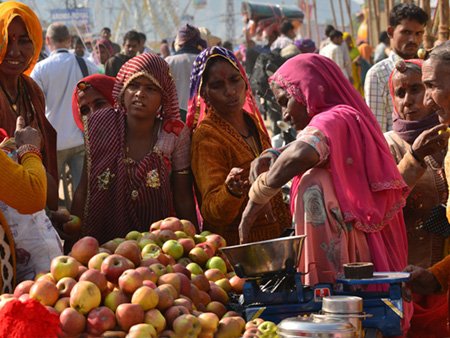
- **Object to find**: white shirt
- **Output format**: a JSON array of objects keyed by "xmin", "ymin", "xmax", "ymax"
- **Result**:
[
  {"xmin": 270, "ymin": 35, "xmax": 294, "ymax": 51},
  {"xmin": 320, "ymin": 42, "xmax": 349, "ymax": 79},
  {"xmin": 31, "ymin": 49, "xmax": 98, "ymax": 150},
  {"xmin": 165, "ymin": 53, "xmax": 198, "ymax": 112}
]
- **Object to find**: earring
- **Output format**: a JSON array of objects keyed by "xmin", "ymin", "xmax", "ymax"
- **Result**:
[{"xmin": 156, "ymin": 105, "xmax": 163, "ymax": 120}]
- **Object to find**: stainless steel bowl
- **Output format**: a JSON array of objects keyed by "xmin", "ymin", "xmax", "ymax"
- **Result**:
[
  {"xmin": 219, "ymin": 235, "xmax": 306, "ymax": 277},
  {"xmin": 322, "ymin": 296, "xmax": 363, "ymax": 314}
]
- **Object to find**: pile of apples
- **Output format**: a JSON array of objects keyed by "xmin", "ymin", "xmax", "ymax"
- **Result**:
[{"xmin": 1, "ymin": 217, "xmax": 270, "ymax": 338}]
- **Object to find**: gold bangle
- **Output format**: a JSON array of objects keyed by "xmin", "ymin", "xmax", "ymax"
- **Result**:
[
  {"xmin": 174, "ymin": 169, "xmax": 191, "ymax": 175},
  {"xmin": 249, "ymin": 172, "xmax": 281, "ymax": 204}
]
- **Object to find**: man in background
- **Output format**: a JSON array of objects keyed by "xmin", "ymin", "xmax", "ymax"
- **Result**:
[{"xmin": 104, "ymin": 30, "xmax": 140, "ymax": 77}]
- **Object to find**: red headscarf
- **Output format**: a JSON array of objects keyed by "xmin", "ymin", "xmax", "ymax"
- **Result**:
[
  {"xmin": 71, "ymin": 74, "xmax": 115, "ymax": 131},
  {"xmin": 388, "ymin": 59, "xmax": 439, "ymax": 144},
  {"xmin": 113, "ymin": 53, "xmax": 180, "ymax": 121},
  {"xmin": 271, "ymin": 53, "xmax": 408, "ymax": 233}
]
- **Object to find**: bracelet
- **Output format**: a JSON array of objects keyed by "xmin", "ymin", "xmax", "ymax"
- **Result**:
[
  {"xmin": 17, "ymin": 144, "xmax": 42, "ymax": 163},
  {"xmin": 249, "ymin": 172, "xmax": 281, "ymax": 204},
  {"xmin": 410, "ymin": 147, "xmax": 426, "ymax": 168},
  {"xmin": 226, "ymin": 184, "xmax": 243, "ymax": 198},
  {"xmin": 174, "ymin": 169, "xmax": 191, "ymax": 175},
  {"xmin": 260, "ymin": 148, "xmax": 281, "ymax": 158}
]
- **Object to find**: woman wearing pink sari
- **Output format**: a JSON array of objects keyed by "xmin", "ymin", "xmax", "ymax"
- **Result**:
[{"xmin": 239, "ymin": 54, "xmax": 410, "ymax": 287}]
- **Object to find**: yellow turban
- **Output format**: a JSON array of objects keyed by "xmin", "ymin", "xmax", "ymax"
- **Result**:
[{"xmin": 0, "ymin": 1, "xmax": 42, "ymax": 76}]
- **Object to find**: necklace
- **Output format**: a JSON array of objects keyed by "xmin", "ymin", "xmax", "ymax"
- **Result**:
[
  {"xmin": 244, "ymin": 134, "xmax": 261, "ymax": 158},
  {"xmin": 0, "ymin": 80, "xmax": 20, "ymax": 115}
]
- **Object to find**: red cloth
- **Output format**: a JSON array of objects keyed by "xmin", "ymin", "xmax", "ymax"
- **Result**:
[
  {"xmin": 408, "ymin": 293, "xmax": 449, "ymax": 338},
  {"xmin": 0, "ymin": 299, "xmax": 60, "ymax": 338},
  {"xmin": 0, "ymin": 128, "xmax": 7, "ymax": 140},
  {"xmin": 71, "ymin": 74, "xmax": 115, "ymax": 131}
]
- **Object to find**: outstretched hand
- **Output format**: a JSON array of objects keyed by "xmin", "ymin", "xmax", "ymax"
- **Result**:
[
  {"xmin": 411, "ymin": 124, "xmax": 450, "ymax": 161},
  {"xmin": 403, "ymin": 264, "xmax": 441, "ymax": 295},
  {"xmin": 14, "ymin": 116, "xmax": 41, "ymax": 148},
  {"xmin": 225, "ymin": 167, "xmax": 249, "ymax": 197},
  {"xmin": 238, "ymin": 199, "xmax": 267, "ymax": 244}
]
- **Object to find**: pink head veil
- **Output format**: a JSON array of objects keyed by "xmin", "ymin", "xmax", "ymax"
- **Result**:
[{"xmin": 271, "ymin": 54, "xmax": 408, "ymax": 232}]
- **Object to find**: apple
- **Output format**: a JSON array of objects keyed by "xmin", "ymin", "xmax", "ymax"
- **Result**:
[
  {"xmin": 70, "ymin": 281, "xmax": 101, "ymax": 315},
  {"xmin": 126, "ymin": 230, "xmax": 143, "ymax": 241},
  {"xmin": 137, "ymin": 238, "xmax": 156, "ymax": 250},
  {"xmin": 180, "ymin": 219, "xmax": 196, "ymax": 238},
  {"xmin": 101, "ymin": 254, "xmax": 135, "ymax": 284},
  {"xmin": 215, "ymin": 278, "xmax": 232, "ymax": 293},
  {"xmin": 196, "ymin": 242, "xmax": 215, "ymax": 257},
  {"xmin": 101, "ymin": 238, "xmax": 125, "ymax": 253},
  {"xmin": 59, "ymin": 307, "xmax": 86, "ymax": 335},
  {"xmin": 175, "ymin": 231, "xmax": 188, "ymax": 239},
  {"xmin": 54, "ymin": 296, "xmax": 70, "ymax": 313},
  {"xmin": 173, "ymin": 297, "xmax": 193, "ymax": 312},
  {"xmin": 13, "ymin": 280, "xmax": 34, "ymax": 298},
  {"xmin": 104, "ymin": 289, "xmax": 130, "ymax": 312},
  {"xmin": 141, "ymin": 231, "xmax": 158, "ymax": 240},
  {"xmin": 194, "ymin": 234, "xmax": 207, "ymax": 244},
  {"xmin": 79, "ymin": 270, "xmax": 107, "ymax": 295},
  {"xmin": 257, "ymin": 321, "xmax": 278, "ymax": 336},
  {"xmin": 144, "ymin": 308, "xmax": 166, "ymax": 333},
  {"xmin": 184, "ymin": 262, "xmax": 202, "ymax": 275},
  {"xmin": 198, "ymin": 290, "xmax": 211, "ymax": 306},
  {"xmin": 150, "ymin": 220, "xmax": 162, "ymax": 231},
  {"xmin": 76, "ymin": 265, "xmax": 88, "ymax": 280},
  {"xmin": 36, "ymin": 272, "xmax": 56, "ymax": 284},
  {"xmin": 208, "ymin": 283, "xmax": 229, "ymax": 304},
  {"xmin": 115, "ymin": 240, "xmax": 141, "ymax": 266},
  {"xmin": 128, "ymin": 323, "xmax": 157, "ymax": 338},
  {"xmin": 206, "ymin": 257, "xmax": 227, "ymax": 274},
  {"xmin": 160, "ymin": 217, "xmax": 183, "ymax": 232},
  {"xmin": 205, "ymin": 234, "xmax": 227, "ymax": 250},
  {"xmin": 155, "ymin": 285, "xmax": 175, "ymax": 311},
  {"xmin": 206, "ymin": 301, "xmax": 227, "ymax": 318},
  {"xmin": 141, "ymin": 243, "xmax": 162, "ymax": 259},
  {"xmin": 204, "ymin": 268, "xmax": 226, "ymax": 282},
  {"xmin": 178, "ymin": 237, "xmax": 195, "ymax": 254},
  {"xmin": 159, "ymin": 253, "xmax": 176, "ymax": 266},
  {"xmin": 98, "ymin": 247, "xmax": 112, "ymax": 254},
  {"xmin": 200, "ymin": 230, "xmax": 212, "ymax": 236},
  {"xmin": 158, "ymin": 229, "xmax": 177, "ymax": 243},
  {"xmin": 159, "ymin": 330, "xmax": 177, "ymax": 338},
  {"xmin": 56, "ymin": 277, "xmax": 77, "ymax": 297},
  {"xmin": 164, "ymin": 305, "xmax": 190, "ymax": 328},
  {"xmin": 245, "ymin": 318, "xmax": 264, "ymax": 330},
  {"xmin": 86, "ymin": 306, "xmax": 117, "ymax": 336},
  {"xmin": 50, "ymin": 255, "xmax": 80, "ymax": 281},
  {"xmin": 172, "ymin": 263, "xmax": 191, "ymax": 278},
  {"xmin": 191, "ymin": 274, "xmax": 210, "ymax": 292},
  {"xmin": 198, "ymin": 312, "xmax": 219, "ymax": 334},
  {"xmin": 88, "ymin": 252, "xmax": 110, "ymax": 270},
  {"xmin": 102, "ymin": 331, "xmax": 127, "ymax": 338},
  {"xmin": 149, "ymin": 263, "xmax": 167, "ymax": 278},
  {"xmin": 18, "ymin": 293, "xmax": 30, "ymax": 302},
  {"xmin": 157, "ymin": 273, "xmax": 181, "ymax": 294},
  {"xmin": 216, "ymin": 316, "xmax": 245, "ymax": 338},
  {"xmin": 140, "ymin": 257, "xmax": 160, "ymax": 267},
  {"xmin": 29, "ymin": 280, "xmax": 59, "ymax": 306},
  {"xmin": 115, "ymin": 303, "xmax": 145, "ymax": 332},
  {"xmin": 118, "ymin": 269, "xmax": 144, "ymax": 294},
  {"xmin": 131, "ymin": 286, "xmax": 159, "ymax": 311},
  {"xmin": 229, "ymin": 275, "xmax": 246, "ymax": 294},
  {"xmin": 71, "ymin": 236, "xmax": 99, "ymax": 265},
  {"xmin": 62, "ymin": 215, "xmax": 82, "ymax": 236},
  {"xmin": 243, "ymin": 327, "xmax": 260, "ymax": 338},
  {"xmin": 143, "ymin": 280, "xmax": 157, "ymax": 289},
  {"xmin": 188, "ymin": 284, "xmax": 202, "ymax": 308},
  {"xmin": 222, "ymin": 310, "xmax": 241, "ymax": 318},
  {"xmin": 188, "ymin": 247, "xmax": 209, "ymax": 266},
  {"xmin": 135, "ymin": 266, "xmax": 158, "ymax": 283},
  {"xmin": 173, "ymin": 314, "xmax": 202, "ymax": 337},
  {"xmin": 177, "ymin": 257, "xmax": 192, "ymax": 267}
]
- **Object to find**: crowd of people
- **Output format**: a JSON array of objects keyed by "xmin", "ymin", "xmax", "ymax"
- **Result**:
[{"xmin": 1, "ymin": 1, "xmax": 450, "ymax": 336}]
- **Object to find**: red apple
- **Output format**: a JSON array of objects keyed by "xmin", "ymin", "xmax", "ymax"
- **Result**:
[
  {"xmin": 13, "ymin": 280, "xmax": 34, "ymax": 298},
  {"xmin": 60, "ymin": 307, "xmax": 86, "ymax": 335},
  {"xmin": 115, "ymin": 303, "xmax": 145, "ymax": 332},
  {"xmin": 245, "ymin": 318, "xmax": 264, "ymax": 330},
  {"xmin": 71, "ymin": 236, "xmax": 99, "ymax": 265},
  {"xmin": 178, "ymin": 237, "xmax": 195, "ymax": 254},
  {"xmin": 173, "ymin": 314, "xmax": 202, "ymax": 337},
  {"xmin": 204, "ymin": 268, "xmax": 226, "ymax": 282},
  {"xmin": 78, "ymin": 268, "xmax": 108, "ymax": 292},
  {"xmin": 76, "ymin": 265, "xmax": 88, "ymax": 279},
  {"xmin": 104, "ymin": 289, "xmax": 130, "ymax": 313},
  {"xmin": 150, "ymin": 220, "xmax": 162, "ymax": 231},
  {"xmin": 56, "ymin": 277, "xmax": 77, "ymax": 297},
  {"xmin": 164, "ymin": 305, "xmax": 190, "ymax": 328},
  {"xmin": 172, "ymin": 263, "xmax": 191, "ymax": 279},
  {"xmin": 118, "ymin": 269, "xmax": 144, "ymax": 295},
  {"xmin": 196, "ymin": 242, "xmax": 215, "ymax": 257},
  {"xmin": 101, "ymin": 238, "xmax": 125, "ymax": 253},
  {"xmin": 155, "ymin": 285, "xmax": 175, "ymax": 311},
  {"xmin": 208, "ymin": 283, "xmax": 229, "ymax": 304},
  {"xmin": 188, "ymin": 247, "xmax": 209, "ymax": 266},
  {"xmin": 206, "ymin": 301, "xmax": 227, "ymax": 318},
  {"xmin": 173, "ymin": 297, "xmax": 193, "ymax": 312},
  {"xmin": 198, "ymin": 312, "xmax": 219, "ymax": 334},
  {"xmin": 115, "ymin": 240, "xmax": 141, "ymax": 267},
  {"xmin": 229, "ymin": 275, "xmax": 246, "ymax": 294},
  {"xmin": 191, "ymin": 274, "xmax": 211, "ymax": 293},
  {"xmin": 29, "ymin": 280, "xmax": 59, "ymax": 306},
  {"xmin": 143, "ymin": 280, "xmax": 157, "ymax": 289},
  {"xmin": 101, "ymin": 254, "xmax": 135, "ymax": 284},
  {"xmin": 139, "ymin": 257, "xmax": 160, "ymax": 267},
  {"xmin": 50, "ymin": 255, "xmax": 80, "ymax": 281},
  {"xmin": 215, "ymin": 278, "xmax": 232, "ymax": 293},
  {"xmin": 86, "ymin": 306, "xmax": 117, "ymax": 336},
  {"xmin": 198, "ymin": 290, "xmax": 211, "ymax": 306},
  {"xmin": 216, "ymin": 317, "xmax": 245, "ymax": 338},
  {"xmin": 135, "ymin": 266, "xmax": 158, "ymax": 282},
  {"xmin": 160, "ymin": 217, "xmax": 183, "ymax": 232},
  {"xmin": 157, "ymin": 273, "xmax": 181, "ymax": 294},
  {"xmin": 158, "ymin": 229, "xmax": 177, "ymax": 243},
  {"xmin": 180, "ymin": 219, "xmax": 196, "ymax": 238}
]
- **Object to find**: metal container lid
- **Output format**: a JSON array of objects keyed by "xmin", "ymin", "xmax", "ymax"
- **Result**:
[
  {"xmin": 278, "ymin": 316, "xmax": 355, "ymax": 335},
  {"xmin": 322, "ymin": 296, "xmax": 363, "ymax": 314}
]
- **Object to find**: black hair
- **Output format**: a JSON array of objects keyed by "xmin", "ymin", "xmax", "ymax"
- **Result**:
[
  {"xmin": 325, "ymin": 25, "xmax": 335, "ymax": 37},
  {"xmin": 389, "ymin": 3, "xmax": 428, "ymax": 27},
  {"xmin": 201, "ymin": 56, "xmax": 225, "ymax": 85},
  {"xmin": 280, "ymin": 21, "xmax": 294, "ymax": 35},
  {"xmin": 329, "ymin": 30, "xmax": 343, "ymax": 40},
  {"xmin": 101, "ymin": 27, "xmax": 111, "ymax": 34},
  {"xmin": 223, "ymin": 41, "xmax": 233, "ymax": 51},
  {"xmin": 138, "ymin": 32, "xmax": 147, "ymax": 43},
  {"xmin": 379, "ymin": 31, "xmax": 389, "ymax": 44},
  {"xmin": 161, "ymin": 39, "xmax": 168, "ymax": 44},
  {"xmin": 123, "ymin": 30, "xmax": 140, "ymax": 44}
]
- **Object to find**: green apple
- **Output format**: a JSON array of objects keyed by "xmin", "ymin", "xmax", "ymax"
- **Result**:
[
  {"xmin": 206, "ymin": 256, "xmax": 227, "ymax": 274},
  {"xmin": 194, "ymin": 234, "xmax": 206, "ymax": 244},
  {"xmin": 257, "ymin": 321, "xmax": 278, "ymax": 337},
  {"xmin": 142, "ymin": 243, "xmax": 162, "ymax": 259},
  {"xmin": 186, "ymin": 262, "xmax": 203, "ymax": 275},
  {"xmin": 126, "ymin": 230, "xmax": 142, "ymax": 241},
  {"xmin": 162, "ymin": 240, "xmax": 184, "ymax": 260}
]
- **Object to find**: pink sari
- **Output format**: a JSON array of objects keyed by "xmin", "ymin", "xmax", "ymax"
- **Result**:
[{"xmin": 271, "ymin": 54, "xmax": 409, "ymax": 278}]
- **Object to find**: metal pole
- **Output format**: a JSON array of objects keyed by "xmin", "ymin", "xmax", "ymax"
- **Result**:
[
  {"xmin": 338, "ymin": 0, "xmax": 345, "ymax": 31},
  {"xmin": 329, "ymin": 0, "xmax": 338, "ymax": 29},
  {"xmin": 344, "ymin": 0, "xmax": 354, "ymax": 37}
]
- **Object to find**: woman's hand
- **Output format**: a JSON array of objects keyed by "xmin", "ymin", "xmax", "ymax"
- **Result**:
[
  {"xmin": 238, "ymin": 199, "xmax": 267, "ymax": 243},
  {"xmin": 249, "ymin": 152, "xmax": 278, "ymax": 184},
  {"xmin": 403, "ymin": 265, "xmax": 441, "ymax": 295},
  {"xmin": 225, "ymin": 167, "xmax": 249, "ymax": 197},
  {"xmin": 411, "ymin": 124, "xmax": 450, "ymax": 161},
  {"xmin": 14, "ymin": 116, "xmax": 41, "ymax": 148}
]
